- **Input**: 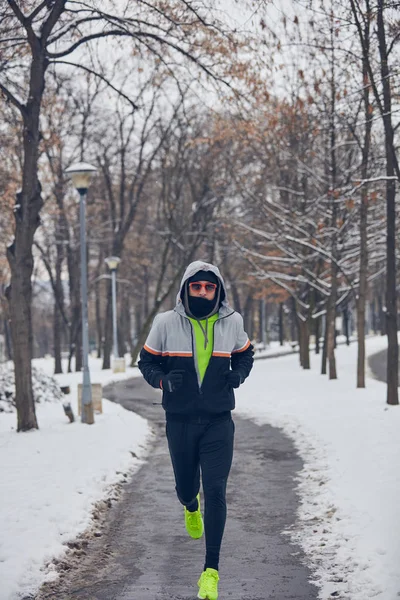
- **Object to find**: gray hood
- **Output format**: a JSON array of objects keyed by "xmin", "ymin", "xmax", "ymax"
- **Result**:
[{"xmin": 175, "ymin": 260, "xmax": 232, "ymax": 318}]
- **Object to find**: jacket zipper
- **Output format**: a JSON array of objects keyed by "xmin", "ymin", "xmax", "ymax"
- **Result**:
[
  {"xmin": 202, "ymin": 313, "xmax": 234, "ymax": 390},
  {"xmin": 184, "ymin": 311, "xmax": 235, "ymax": 393},
  {"xmin": 185, "ymin": 318, "xmax": 202, "ymax": 392}
]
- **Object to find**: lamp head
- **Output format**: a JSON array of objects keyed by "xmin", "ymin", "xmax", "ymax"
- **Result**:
[
  {"xmin": 65, "ymin": 162, "xmax": 97, "ymax": 192},
  {"xmin": 105, "ymin": 256, "xmax": 121, "ymax": 271}
]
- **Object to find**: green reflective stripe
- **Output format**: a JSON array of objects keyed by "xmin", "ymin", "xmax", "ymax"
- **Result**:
[{"xmin": 189, "ymin": 313, "xmax": 219, "ymax": 383}]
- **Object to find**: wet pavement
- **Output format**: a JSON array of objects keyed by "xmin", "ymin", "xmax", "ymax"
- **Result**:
[{"xmin": 36, "ymin": 376, "xmax": 318, "ymax": 600}]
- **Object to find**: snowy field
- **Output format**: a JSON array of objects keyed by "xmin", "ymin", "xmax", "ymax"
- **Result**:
[
  {"xmin": 0, "ymin": 337, "xmax": 399, "ymax": 600},
  {"xmin": 235, "ymin": 334, "xmax": 399, "ymax": 600},
  {"xmin": 0, "ymin": 357, "xmax": 152, "ymax": 600}
]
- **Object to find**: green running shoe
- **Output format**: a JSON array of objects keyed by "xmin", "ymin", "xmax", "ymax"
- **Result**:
[
  {"xmin": 184, "ymin": 493, "xmax": 204, "ymax": 539},
  {"xmin": 197, "ymin": 568, "xmax": 219, "ymax": 600}
]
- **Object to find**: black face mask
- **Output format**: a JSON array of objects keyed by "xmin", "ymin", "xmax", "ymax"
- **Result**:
[{"xmin": 188, "ymin": 295, "xmax": 217, "ymax": 319}]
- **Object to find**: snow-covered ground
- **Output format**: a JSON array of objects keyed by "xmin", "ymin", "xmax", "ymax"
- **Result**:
[
  {"xmin": 253, "ymin": 334, "xmax": 357, "ymax": 359},
  {"xmin": 235, "ymin": 334, "xmax": 399, "ymax": 600},
  {"xmin": 0, "ymin": 337, "xmax": 398, "ymax": 600},
  {"xmin": 0, "ymin": 356, "xmax": 152, "ymax": 600}
]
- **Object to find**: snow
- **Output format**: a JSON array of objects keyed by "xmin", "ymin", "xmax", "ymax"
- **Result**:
[
  {"xmin": 0, "ymin": 356, "xmax": 152, "ymax": 600},
  {"xmin": 1, "ymin": 339, "xmax": 399, "ymax": 600},
  {"xmin": 235, "ymin": 334, "xmax": 400, "ymax": 600},
  {"xmin": 253, "ymin": 334, "xmax": 357, "ymax": 360},
  {"xmin": 0, "ymin": 363, "xmax": 64, "ymax": 413}
]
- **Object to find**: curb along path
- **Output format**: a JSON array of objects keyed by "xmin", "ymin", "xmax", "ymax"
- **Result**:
[{"xmin": 37, "ymin": 376, "xmax": 318, "ymax": 600}]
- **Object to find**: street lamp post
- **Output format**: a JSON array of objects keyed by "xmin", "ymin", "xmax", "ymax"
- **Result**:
[
  {"xmin": 65, "ymin": 162, "xmax": 97, "ymax": 424},
  {"xmin": 105, "ymin": 256, "xmax": 121, "ymax": 361}
]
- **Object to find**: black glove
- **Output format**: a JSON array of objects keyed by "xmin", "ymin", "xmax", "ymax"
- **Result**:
[
  {"xmin": 224, "ymin": 370, "xmax": 243, "ymax": 389},
  {"xmin": 161, "ymin": 370, "xmax": 185, "ymax": 392}
]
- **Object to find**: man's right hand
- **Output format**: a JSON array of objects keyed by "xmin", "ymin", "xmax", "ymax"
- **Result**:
[{"xmin": 160, "ymin": 370, "xmax": 185, "ymax": 392}]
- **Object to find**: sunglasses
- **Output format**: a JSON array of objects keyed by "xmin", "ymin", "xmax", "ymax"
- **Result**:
[{"xmin": 189, "ymin": 282, "xmax": 217, "ymax": 293}]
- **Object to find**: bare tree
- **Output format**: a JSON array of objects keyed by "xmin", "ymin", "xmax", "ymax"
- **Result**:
[{"xmin": 349, "ymin": 0, "xmax": 400, "ymax": 403}]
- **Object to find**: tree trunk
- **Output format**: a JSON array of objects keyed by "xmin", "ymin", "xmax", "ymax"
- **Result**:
[
  {"xmin": 321, "ymin": 315, "xmax": 328, "ymax": 375},
  {"xmin": 6, "ymin": 45, "xmax": 48, "ymax": 430},
  {"xmin": 352, "ymin": 0, "xmax": 400, "ymax": 402},
  {"xmin": 53, "ymin": 301, "xmax": 63, "ymax": 374},
  {"xmin": 343, "ymin": 307, "xmax": 350, "ymax": 346},
  {"xmin": 377, "ymin": 0, "xmax": 399, "ymax": 405},
  {"xmin": 326, "ymin": 14, "xmax": 338, "ymax": 382},
  {"xmin": 326, "ymin": 278, "xmax": 337, "ymax": 380},
  {"xmin": 293, "ymin": 300, "xmax": 302, "ymax": 367},
  {"xmin": 355, "ymin": 3, "xmax": 371, "ymax": 387},
  {"xmin": 357, "ymin": 294, "xmax": 366, "ymax": 388},
  {"xmin": 357, "ymin": 105, "xmax": 371, "ymax": 382},
  {"xmin": 369, "ymin": 300, "xmax": 375, "ymax": 334},
  {"xmin": 279, "ymin": 302, "xmax": 284, "ymax": 346},
  {"xmin": 317, "ymin": 10, "xmax": 340, "ymax": 380},
  {"xmin": 6, "ymin": 253, "xmax": 38, "ymax": 431},
  {"xmin": 315, "ymin": 316, "xmax": 320, "ymax": 355},
  {"xmin": 290, "ymin": 298, "xmax": 297, "ymax": 344},
  {"xmin": 299, "ymin": 319, "xmax": 310, "ymax": 369},
  {"xmin": 119, "ymin": 292, "xmax": 131, "ymax": 357},
  {"xmin": 260, "ymin": 298, "xmax": 269, "ymax": 346},
  {"xmin": 296, "ymin": 316, "xmax": 303, "ymax": 368},
  {"xmin": 295, "ymin": 297, "xmax": 310, "ymax": 370},
  {"xmin": 385, "ymin": 175, "xmax": 398, "ymax": 404}
]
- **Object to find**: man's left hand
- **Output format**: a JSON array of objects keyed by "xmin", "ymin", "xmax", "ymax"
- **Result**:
[{"xmin": 224, "ymin": 370, "xmax": 242, "ymax": 388}]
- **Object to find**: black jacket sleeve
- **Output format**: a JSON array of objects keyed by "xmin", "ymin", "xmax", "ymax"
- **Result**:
[
  {"xmin": 138, "ymin": 347, "xmax": 166, "ymax": 389},
  {"xmin": 138, "ymin": 314, "xmax": 167, "ymax": 389},
  {"xmin": 231, "ymin": 344, "xmax": 254, "ymax": 382}
]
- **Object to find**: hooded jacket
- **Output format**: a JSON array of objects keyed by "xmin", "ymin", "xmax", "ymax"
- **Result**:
[{"xmin": 138, "ymin": 261, "xmax": 254, "ymax": 416}]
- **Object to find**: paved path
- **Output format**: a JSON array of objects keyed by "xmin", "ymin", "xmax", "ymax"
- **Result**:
[{"xmin": 37, "ymin": 377, "xmax": 318, "ymax": 600}]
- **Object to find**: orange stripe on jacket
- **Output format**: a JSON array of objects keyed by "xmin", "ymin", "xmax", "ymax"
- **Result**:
[
  {"xmin": 144, "ymin": 345, "xmax": 192, "ymax": 357},
  {"xmin": 161, "ymin": 351, "xmax": 192, "ymax": 357},
  {"xmin": 212, "ymin": 352, "xmax": 231, "ymax": 357},
  {"xmin": 144, "ymin": 344, "xmax": 162, "ymax": 356},
  {"xmin": 232, "ymin": 339, "xmax": 251, "ymax": 353}
]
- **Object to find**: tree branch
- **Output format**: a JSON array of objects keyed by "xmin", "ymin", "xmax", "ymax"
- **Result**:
[
  {"xmin": 48, "ymin": 15, "xmax": 106, "ymax": 45},
  {"xmin": 6, "ymin": 0, "xmax": 28, "ymax": 26},
  {"xmin": 0, "ymin": 81, "xmax": 26, "ymax": 115},
  {"xmin": 47, "ymin": 27, "xmax": 232, "ymax": 89},
  {"xmin": 50, "ymin": 60, "xmax": 139, "ymax": 110},
  {"xmin": 27, "ymin": 1, "xmax": 51, "ymax": 22},
  {"xmin": 387, "ymin": 30, "xmax": 400, "ymax": 56},
  {"xmin": 46, "ymin": 29, "xmax": 136, "ymax": 58},
  {"xmin": 41, "ymin": 0, "xmax": 67, "ymax": 42}
]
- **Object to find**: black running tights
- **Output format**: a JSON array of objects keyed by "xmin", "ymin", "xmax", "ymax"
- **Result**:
[{"xmin": 166, "ymin": 416, "xmax": 235, "ymax": 572}]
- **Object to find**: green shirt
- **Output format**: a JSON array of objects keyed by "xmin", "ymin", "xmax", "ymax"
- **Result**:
[{"xmin": 189, "ymin": 313, "xmax": 219, "ymax": 383}]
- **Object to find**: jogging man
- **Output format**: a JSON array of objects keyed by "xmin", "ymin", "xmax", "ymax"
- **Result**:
[{"xmin": 138, "ymin": 260, "xmax": 254, "ymax": 600}]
